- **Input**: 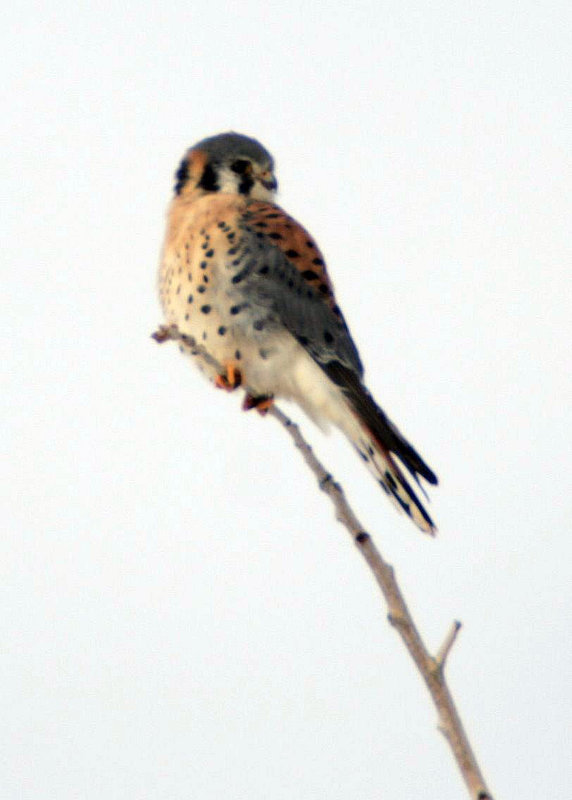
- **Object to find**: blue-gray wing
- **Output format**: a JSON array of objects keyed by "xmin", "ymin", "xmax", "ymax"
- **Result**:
[{"xmin": 234, "ymin": 202, "xmax": 364, "ymax": 377}]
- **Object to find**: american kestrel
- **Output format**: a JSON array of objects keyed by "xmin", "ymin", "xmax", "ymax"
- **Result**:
[{"xmin": 158, "ymin": 132, "xmax": 438, "ymax": 533}]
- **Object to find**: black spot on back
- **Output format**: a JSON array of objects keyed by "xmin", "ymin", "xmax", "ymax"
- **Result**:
[
  {"xmin": 231, "ymin": 266, "xmax": 250, "ymax": 284},
  {"xmin": 301, "ymin": 270, "xmax": 319, "ymax": 281}
]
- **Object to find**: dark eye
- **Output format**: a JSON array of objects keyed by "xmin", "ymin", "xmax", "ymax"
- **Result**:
[{"xmin": 230, "ymin": 159, "xmax": 251, "ymax": 174}]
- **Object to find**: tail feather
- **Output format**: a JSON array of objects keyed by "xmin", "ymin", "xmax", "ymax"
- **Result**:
[
  {"xmin": 325, "ymin": 361, "xmax": 438, "ymax": 534},
  {"xmin": 354, "ymin": 434, "xmax": 436, "ymax": 534}
]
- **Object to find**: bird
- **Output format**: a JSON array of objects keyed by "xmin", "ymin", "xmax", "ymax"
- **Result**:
[{"xmin": 158, "ymin": 132, "xmax": 438, "ymax": 533}]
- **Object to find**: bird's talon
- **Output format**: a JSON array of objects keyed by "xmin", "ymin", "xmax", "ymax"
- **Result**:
[
  {"xmin": 242, "ymin": 394, "xmax": 274, "ymax": 415},
  {"xmin": 215, "ymin": 363, "xmax": 242, "ymax": 391}
]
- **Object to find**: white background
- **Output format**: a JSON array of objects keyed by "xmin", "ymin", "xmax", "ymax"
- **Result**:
[{"xmin": 3, "ymin": 2, "xmax": 571, "ymax": 798}]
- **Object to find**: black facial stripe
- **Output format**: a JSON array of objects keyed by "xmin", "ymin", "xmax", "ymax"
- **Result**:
[
  {"xmin": 198, "ymin": 163, "xmax": 219, "ymax": 192},
  {"xmin": 238, "ymin": 173, "xmax": 255, "ymax": 195},
  {"xmin": 174, "ymin": 158, "xmax": 189, "ymax": 195}
]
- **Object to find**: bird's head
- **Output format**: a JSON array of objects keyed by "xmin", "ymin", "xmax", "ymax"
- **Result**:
[{"xmin": 173, "ymin": 132, "xmax": 277, "ymax": 201}]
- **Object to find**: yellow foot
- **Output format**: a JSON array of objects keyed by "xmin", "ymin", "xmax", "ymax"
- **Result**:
[
  {"xmin": 215, "ymin": 362, "xmax": 242, "ymax": 391},
  {"xmin": 242, "ymin": 394, "xmax": 275, "ymax": 415}
]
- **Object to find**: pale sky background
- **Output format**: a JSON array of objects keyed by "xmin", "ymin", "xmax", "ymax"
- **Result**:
[{"xmin": 2, "ymin": 2, "xmax": 571, "ymax": 798}]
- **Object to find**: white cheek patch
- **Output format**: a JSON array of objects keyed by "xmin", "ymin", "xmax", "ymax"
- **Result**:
[
  {"xmin": 216, "ymin": 166, "xmax": 275, "ymax": 202},
  {"xmin": 216, "ymin": 167, "xmax": 241, "ymax": 194}
]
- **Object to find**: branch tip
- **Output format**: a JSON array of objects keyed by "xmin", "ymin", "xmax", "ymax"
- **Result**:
[
  {"xmin": 151, "ymin": 325, "xmax": 172, "ymax": 343},
  {"xmin": 436, "ymin": 620, "xmax": 462, "ymax": 669},
  {"xmin": 154, "ymin": 321, "xmax": 492, "ymax": 800}
]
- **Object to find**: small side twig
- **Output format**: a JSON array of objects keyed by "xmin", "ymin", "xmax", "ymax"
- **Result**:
[
  {"xmin": 436, "ymin": 620, "xmax": 463, "ymax": 669},
  {"xmin": 153, "ymin": 324, "xmax": 494, "ymax": 800}
]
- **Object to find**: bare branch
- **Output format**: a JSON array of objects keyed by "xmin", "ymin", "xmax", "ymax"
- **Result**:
[
  {"xmin": 436, "ymin": 620, "xmax": 463, "ymax": 669},
  {"xmin": 153, "ymin": 324, "xmax": 494, "ymax": 800}
]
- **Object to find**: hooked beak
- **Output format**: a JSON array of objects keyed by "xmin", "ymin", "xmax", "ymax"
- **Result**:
[{"xmin": 259, "ymin": 169, "xmax": 278, "ymax": 191}]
